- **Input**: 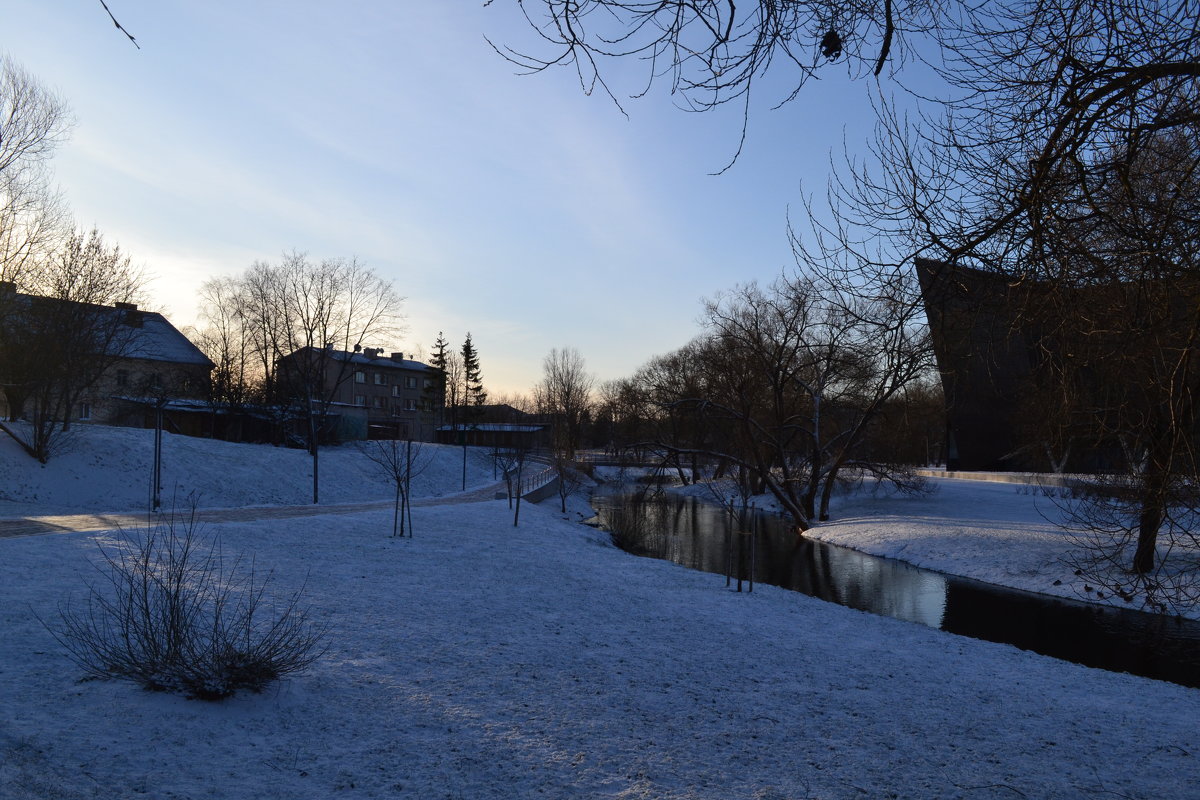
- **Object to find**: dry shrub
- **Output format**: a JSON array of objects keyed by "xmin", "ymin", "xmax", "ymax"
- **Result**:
[{"xmin": 48, "ymin": 511, "xmax": 327, "ymax": 700}]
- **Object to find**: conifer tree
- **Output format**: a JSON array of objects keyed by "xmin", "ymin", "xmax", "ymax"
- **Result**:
[
  {"xmin": 461, "ymin": 332, "xmax": 487, "ymax": 410},
  {"xmin": 424, "ymin": 331, "xmax": 449, "ymax": 414}
]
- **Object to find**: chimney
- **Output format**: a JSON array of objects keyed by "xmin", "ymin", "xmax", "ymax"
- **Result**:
[
  {"xmin": 115, "ymin": 301, "xmax": 142, "ymax": 328},
  {"xmin": 390, "ymin": 352, "xmax": 404, "ymax": 362}
]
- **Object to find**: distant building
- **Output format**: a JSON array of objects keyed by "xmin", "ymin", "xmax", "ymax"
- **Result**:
[
  {"xmin": 435, "ymin": 403, "xmax": 551, "ymax": 450},
  {"xmin": 276, "ymin": 347, "xmax": 442, "ymax": 442},
  {"xmin": 0, "ymin": 285, "xmax": 214, "ymax": 430}
]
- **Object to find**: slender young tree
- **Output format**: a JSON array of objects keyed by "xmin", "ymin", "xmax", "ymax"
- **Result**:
[{"xmin": 360, "ymin": 438, "xmax": 431, "ymax": 537}]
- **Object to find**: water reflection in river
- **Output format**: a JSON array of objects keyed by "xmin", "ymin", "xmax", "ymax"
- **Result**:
[{"xmin": 591, "ymin": 491, "xmax": 1200, "ymax": 688}]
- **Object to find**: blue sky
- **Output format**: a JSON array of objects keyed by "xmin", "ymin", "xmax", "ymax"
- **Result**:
[{"xmin": 5, "ymin": 1, "xmax": 882, "ymax": 395}]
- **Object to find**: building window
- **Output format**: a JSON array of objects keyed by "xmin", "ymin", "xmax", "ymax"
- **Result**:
[
  {"xmin": 405, "ymin": 376, "xmax": 418, "ymax": 389},
  {"xmin": 78, "ymin": 402, "xmax": 92, "ymax": 421},
  {"xmin": 354, "ymin": 394, "xmax": 367, "ymax": 407},
  {"xmin": 404, "ymin": 398, "xmax": 418, "ymax": 411},
  {"xmin": 116, "ymin": 369, "xmax": 129, "ymax": 388},
  {"xmin": 391, "ymin": 385, "xmax": 401, "ymax": 397},
  {"xmin": 354, "ymin": 371, "xmax": 366, "ymax": 384},
  {"xmin": 373, "ymin": 396, "xmax": 386, "ymax": 409},
  {"xmin": 374, "ymin": 373, "xmax": 387, "ymax": 386},
  {"xmin": 423, "ymin": 378, "xmax": 433, "ymax": 389}
]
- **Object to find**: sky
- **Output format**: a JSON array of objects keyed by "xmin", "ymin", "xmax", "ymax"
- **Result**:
[{"xmin": 3, "ymin": 1, "xmax": 882, "ymax": 396}]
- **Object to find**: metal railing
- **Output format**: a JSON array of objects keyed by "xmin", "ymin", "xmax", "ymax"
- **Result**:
[{"xmin": 514, "ymin": 465, "xmax": 556, "ymax": 497}]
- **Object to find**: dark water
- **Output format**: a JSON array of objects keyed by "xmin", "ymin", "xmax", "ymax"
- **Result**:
[{"xmin": 591, "ymin": 491, "xmax": 1200, "ymax": 688}]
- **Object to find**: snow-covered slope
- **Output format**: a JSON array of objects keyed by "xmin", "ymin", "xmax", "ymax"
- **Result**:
[{"xmin": 0, "ymin": 423, "xmax": 498, "ymax": 514}]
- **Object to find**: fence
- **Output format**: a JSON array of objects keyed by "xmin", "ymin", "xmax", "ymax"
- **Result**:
[{"xmin": 515, "ymin": 465, "xmax": 557, "ymax": 498}]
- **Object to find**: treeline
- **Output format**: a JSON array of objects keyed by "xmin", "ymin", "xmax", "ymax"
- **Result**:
[{"xmin": 594, "ymin": 266, "xmax": 940, "ymax": 531}]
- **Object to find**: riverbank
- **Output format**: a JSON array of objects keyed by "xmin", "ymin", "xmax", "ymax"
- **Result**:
[{"xmin": 663, "ymin": 473, "xmax": 1200, "ymax": 619}]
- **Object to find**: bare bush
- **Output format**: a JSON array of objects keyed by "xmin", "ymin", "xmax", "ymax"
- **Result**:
[
  {"xmin": 602, "ymin": 496, "xmax": 653, "ymax": 555},
  {"xmin": 48, "ymin": 511, "xmax": 327, "ymax": 700}
]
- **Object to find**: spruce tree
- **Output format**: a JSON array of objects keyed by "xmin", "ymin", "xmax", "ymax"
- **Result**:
[
  {"xmin": 424, "ymin": 332, "xmax": 449, "ymax": 413},
  {"xmin": 461, "ymin": 332, "xmax": 487, "ymax": 409}
]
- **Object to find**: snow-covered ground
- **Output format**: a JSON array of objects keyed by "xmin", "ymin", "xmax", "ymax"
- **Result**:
[
  {"xmin": 0, "ymin": 423, "xmax": 500, "ymax": 514},
  {"xmin": 2, "ymin": 429, "xmax": 1198, "ymax": 798}
]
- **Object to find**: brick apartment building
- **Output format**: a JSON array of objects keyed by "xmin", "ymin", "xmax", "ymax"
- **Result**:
[{"xmin": 278, "ymin": 346, "xmax": 442, "ymax": 441}]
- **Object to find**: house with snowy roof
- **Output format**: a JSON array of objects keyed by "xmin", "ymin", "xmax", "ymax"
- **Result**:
[{"xmin": 0, "ymin": 285, "xmax": 214, "ymax": 430}]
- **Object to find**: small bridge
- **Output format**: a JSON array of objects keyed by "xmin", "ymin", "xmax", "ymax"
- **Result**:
[{"xmin": 571, "ymin": 450, "xmax": 679, "ymax": 469}]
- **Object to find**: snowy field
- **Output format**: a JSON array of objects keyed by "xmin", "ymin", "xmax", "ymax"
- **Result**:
[{"xmin": 1, "ymin": 428, "xmax": 1198, "ymax": 798}]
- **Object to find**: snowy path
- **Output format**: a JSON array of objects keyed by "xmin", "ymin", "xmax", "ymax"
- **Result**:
[{"xmin": 0, "ymin": 481, "xmax": 509, "ymax": 539}]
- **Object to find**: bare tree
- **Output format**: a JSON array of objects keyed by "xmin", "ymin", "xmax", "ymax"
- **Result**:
[
  {"xmin": 0, "ymin": 227, "xmax": 144, "ymax": 462},
  {"xmin": 0, "ymin": 56, "xmax": 73, "ymax": 383},
  {"xmin": 191, "ymin": 276, "xmax": 264, "ymax": 441},
  {"xmin": 844, "ymin": 3, "xmax": 1200, "ymax": 597},
  {"xmin": 492, "ymin": 0, "xmax": 940, "ymax": 168},
  {"xmin": 0, "ymin": 54, "xmax": 71, "ymax": 283},
  {"xmin": 268, "ymin": 253, "xmax": 404, "ymax": 503},
  {"xmin": 510, "ymin": 444, "xmax": 534, "ymax": 528},
  {"xmin": 234, "ymin": 259, "xmax": 290, "ymax": 404},
  {"xmin": 493, "ymin": 446, "xmax": 522, "ymax": 509},
  {"xmin": 0, "ymin": 176, "xmax": 69, "ymax": 289},
  {"xmin": 360, "ymin": 438, "xmax": 431, "ymax": 537},
  {"xmin": 628, "ymin": 264, "xmax": 930, "ymax": 531},
  {"xmin": 550, "ymin": 451, "xmax": 589, "ymax": 514},
  {"xmin": 0, "ymin": 55, "xmax": 71, "ymax": 181},
  {"xmin": 534, "ymin": 347, "xmax": 595, "ymax": 459}
]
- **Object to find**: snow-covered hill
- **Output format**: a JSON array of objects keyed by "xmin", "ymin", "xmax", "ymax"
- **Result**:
[{"xmin": 0, "ymin": 423, "xmax": 499, "ymax": 515}]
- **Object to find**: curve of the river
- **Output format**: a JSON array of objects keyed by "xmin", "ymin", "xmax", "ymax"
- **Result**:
[{"xmin": 591, "ymin": 491, "xmax": 1200, "ymax": 688}]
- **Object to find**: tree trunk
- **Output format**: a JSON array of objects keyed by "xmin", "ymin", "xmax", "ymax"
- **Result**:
[
  {"xmin": 1133, "ymin": 473, "xmax": 1166, "ymax": 574},
  {"xmin": 817, "ymin": 467, "xmax": 838, "ymax": 522},
  {"xmin": 393, "ymin": 481, "xmax": 401, "ymax": 537}
]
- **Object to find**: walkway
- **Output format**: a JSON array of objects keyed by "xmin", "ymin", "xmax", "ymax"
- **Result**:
[{"xmin": 0, "ymin": 480, "xmax": 512, "ymax": 540}]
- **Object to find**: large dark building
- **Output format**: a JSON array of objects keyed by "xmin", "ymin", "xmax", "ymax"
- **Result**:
[
  {"xmin": 917, "ymin": 258, "xmax": 1157, "ymax": 473},
  {"xmin": 916, "ymin": 258, "xmax": 1036, "ymax": 471}
]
